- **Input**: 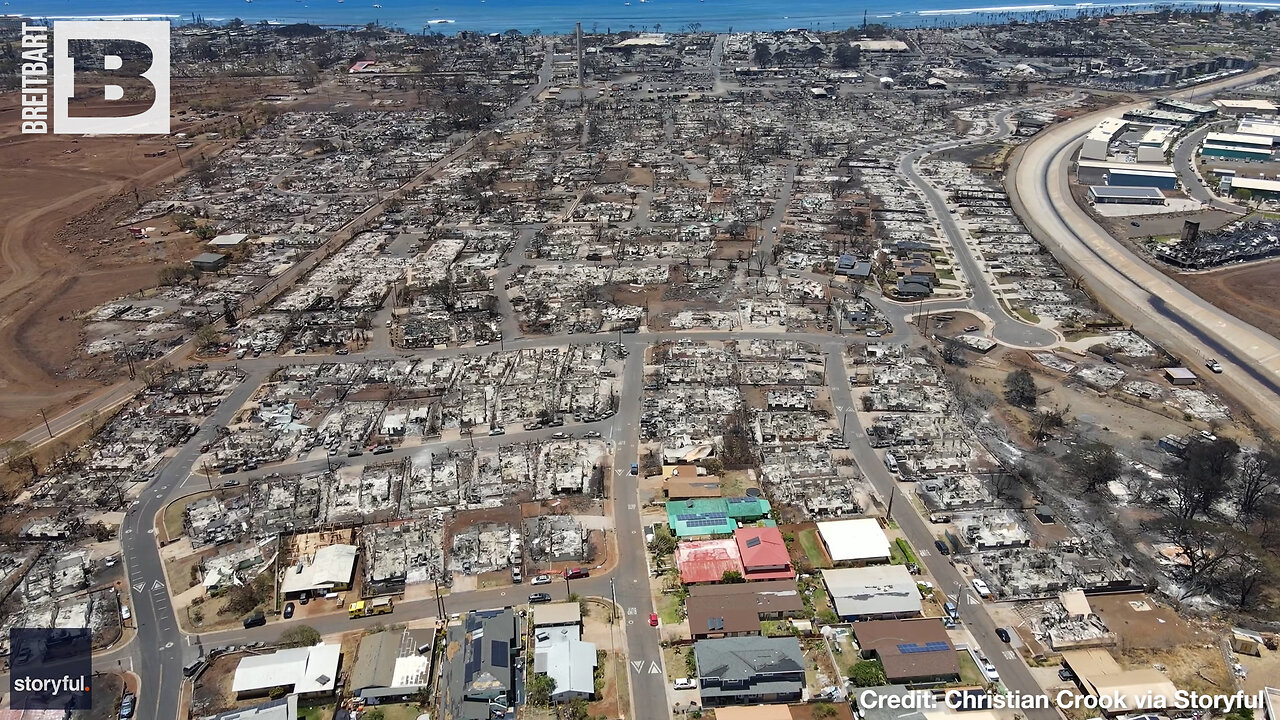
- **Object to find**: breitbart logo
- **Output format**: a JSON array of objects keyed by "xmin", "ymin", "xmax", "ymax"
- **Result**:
[{"xmin": 19, "ymin": 20, "xmax": 170, "ymax": 135}]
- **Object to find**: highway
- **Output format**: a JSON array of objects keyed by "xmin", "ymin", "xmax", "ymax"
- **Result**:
[{"xmin": 1008, "ymin": 67, "xmax": 1280, "ymax": 434}]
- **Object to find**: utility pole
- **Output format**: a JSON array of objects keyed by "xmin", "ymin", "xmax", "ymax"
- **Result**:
[
  {"xmin": 38, "ymin": 408, "xmax": 53, "ymax": 439},
  {"xmin": 841, "ymin": 411, "xmax": 850, "ymax": 436}
]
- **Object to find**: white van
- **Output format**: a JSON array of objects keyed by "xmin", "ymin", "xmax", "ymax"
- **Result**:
[{"xmin": 884, "ymin": 453, "xmax": 900, "ymax": 474}]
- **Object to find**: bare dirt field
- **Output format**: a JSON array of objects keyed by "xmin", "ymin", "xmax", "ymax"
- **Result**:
[
  {"xmin": 0, "ymin": 78, "xmax": 292, "ymax": 443},
  {"xmin": 1175, "ymin": 258, "xmax": 1280, "ymax": 340}
]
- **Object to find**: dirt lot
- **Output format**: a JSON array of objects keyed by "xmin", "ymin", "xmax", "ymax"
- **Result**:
[
  {"xmin": 1176, "ymin": 257, "xmax": 1280, "ymax": 340},
  {"xmin": 1087, "ymin": 593, "xmax": 1233, "ymax": 694},
  {"xmin": 0, "ymin": 78, "xmax": 289, "ymax": 443}
]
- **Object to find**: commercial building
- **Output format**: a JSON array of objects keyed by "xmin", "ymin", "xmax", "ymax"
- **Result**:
[
  {"xmin": 208, "ymin": 233, "xmax": 250, "ymax": 248},
  {"xmin": 1202, "ymin": 132, "xmax": 1275, "ymax": 161},
  {"xmin": 1080, "ymin": 118, "xmax": 1128, "ymax": 161},
  {"xmin": 1105, "ymin": 167, "xmax": 1179, "ymax": 190},
  {"xmin": 1136, "ymin": 125, "xmax": 1177, "ymax": 163},
  {"xmin": 1088, "ymin": 186, "xmax": 1166, "ymax": 205},
  {"xmin": 231, "ymin": 644, "xmax": 342, "ymax": 700},
  {"xmin": 1212, "ymin": 98, "xmax": 1279, "ymax": 115},
  {"xmin": 823, "ymin": 565, "xmax": 923, "ymax": 620},
  {"xmin": 1156, "ymin": 98, "xmax": 1217, "ymax": 118},
  {"xmin": 1237, "ymin": 119, "xmax": 1280, "ymax": 145},
  {"xmin": 1229, "ymin": 176, "xmax": 1280, "ymax": 200},
  {"xmin": 1164, "ymin": 367, "xmax": 1197, "ymax": 385},
  {"xmin": 851, "ymin": 619, "xmax": 960, "ymax": 684},
  {"xmin": 279, "ymin": 544, "xmax": 358, "ymax": 599},
  {"xmin": 734, "ymin": 526, "xmax": 795, "ymax": 580},
  {"xmin": 686, "ymin": 580, "xmax": 805, "ymax": 639},
  {"xmin": 693, "ymin": 636, "xmax": 805, "ymax": 707},
  {"xmin": 816, "ymin": 518, "xmax": 891, "ymax": 565},
  {"xmin": 1123, "ymin": 108, "xmax": 1197, "ymax": 126}
]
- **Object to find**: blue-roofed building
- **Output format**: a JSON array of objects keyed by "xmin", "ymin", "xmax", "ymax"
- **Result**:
[
  {"xmin": 667, "ymin": 497, "xmax": 773, "ymax": 538},
  {"xmin": 440, "ymin": 608, "xmax": 520, "ymax": 720}
]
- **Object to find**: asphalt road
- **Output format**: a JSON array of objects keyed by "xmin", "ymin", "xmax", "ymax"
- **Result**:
[
  {"xmin": 1171, "ymin": 120, "xmax": 1246, "ymax": 213},
  {"xmin": 899, "ymin": 103, "xmax": 1068, "ymax": 349},
  {"xmin": 1008, "ymin": 67, "xmax": 1280, "ymax": 434},
  {"xmin": 824, "ymin": 350, "xmax": 1059, "ymax": 720}
]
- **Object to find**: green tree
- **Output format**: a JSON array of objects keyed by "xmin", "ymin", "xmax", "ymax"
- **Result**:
[
  {"xmin": 527, "ymin": 674, "xmax": 556, "ymax": 706},
  {"xmin": 362, "ymin": 710, "xmax": 385, "ymax": 720},
  {"xmin": 194, "ymin": 224, "xmax": 219, "ymax": 241},
  {"xmin": 721, "ymin": 570, "xmax": 745, "ymax": 583},
  {"xmin": 1003, "ymin": 369, "xmax": 1038, "ymax": 408},
  {"xmin": 833, "ymin": 42, "xmax": 861, "ymax": 68},
  {"xmin": 278, "ymin": 625, "xmax": 321, "ymax": 648},
  {"xmin": 195, "ymin": 324, "xmax": 220, "ymax": 349},
  {"xmin": 173, "ymin": 213, "xmax": 198, "ymax": 231},
  {"xmin": 752, "ymin": 43, "xmax": 773, "ymax": 67},
  {"xmin": 848, "ymin": 659, "xmax": 887, "ymax": 687}
]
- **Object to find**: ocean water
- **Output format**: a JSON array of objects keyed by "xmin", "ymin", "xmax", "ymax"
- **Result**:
[{"xmin": 10, "ymin": 0, "xmax": 1280, "ymax": 34}]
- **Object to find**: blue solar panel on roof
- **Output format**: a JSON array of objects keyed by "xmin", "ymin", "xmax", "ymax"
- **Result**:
[
  {"xmin": 491, "ymin": 640, "xmax": 509, "ymax": 667},
  {"xmin": 745, "ymin": 536, "xmax": 761, "ymax": 548},
  {"xmin": 896, "ymin": 642, "xmax": 950, "ymax": 654}
]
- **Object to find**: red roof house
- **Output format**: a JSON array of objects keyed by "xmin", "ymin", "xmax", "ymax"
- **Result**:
[
  {"xmin": 676, "ymin": 539, "xmax": 745, "ymax": 584},
  {"xmin": 734, "ymin": 527, "xmax": 795, "ymax": 580}
]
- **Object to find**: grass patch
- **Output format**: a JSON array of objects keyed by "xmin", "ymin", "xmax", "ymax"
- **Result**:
[
  {"xmin": 656, "ymin": 589, "xmax": 684, "ymax": 625},
  {"xmin": 797, "ymin": 529, "xmax": 832, "ymax": 569},
  {"xmin": 895, "ymin": 538, "xmax": 917, "ymax": 564},
  {"xmin": 761, "ymin": 620, "xmax": 793, "ymax": 637},
  {"xmin": 1012, "ymin": 307, "xmax": 1040, "ymax": 324},
  {"xmin": 956, "ymin": 652, "xmax": 984, "ymax": 686},
  {"xmin": 298, "ymin": 704, "xmax": 336, "ymax": 720}
]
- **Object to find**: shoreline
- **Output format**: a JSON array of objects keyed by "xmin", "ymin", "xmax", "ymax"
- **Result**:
[{"xmin": 10, "ymin": 0, "xmax": 1280, "ymax": 34}]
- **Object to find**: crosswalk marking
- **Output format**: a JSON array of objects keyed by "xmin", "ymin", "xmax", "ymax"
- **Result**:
[{"xmin": 1003, "ymin": 650, "xmax": 1017, "ymax": 660}]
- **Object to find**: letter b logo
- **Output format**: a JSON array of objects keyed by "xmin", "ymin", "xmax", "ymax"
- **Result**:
[{"xmin": 53, "ymin": 21, "xmax": 170, "ymax": 134}]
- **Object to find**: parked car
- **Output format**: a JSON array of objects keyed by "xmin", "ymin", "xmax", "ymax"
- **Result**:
[
  {"xmin": 489, "ymin": 427, "xmax": 505, "ymax": 436},
  {"xmin": 511, "ymin": 567, "xmax": 523, "ymax": 583},
  {"xmin": 119, "ymin": 693, "xmax": 136, "ymax": 719},
  {"xmin": 934, "ymin": 540, "xmax": 950, "ymax": 556},
  {"xmin": 531, "ymin": 574, "xmax": 552, "ymax": 586},
  {"xmin": 649, "ymin": 613, "xmax": 659, "ymax": 627},
  {"xmin": 1206, "ymin": 359, "xmax": 1223, "ymax": 373},
  {"xmin": 335, "ymin": 348, "xmax": 349, "ymax": 355},
  {"xmin": 563, "ymin": 567, "xmax": 589, "ymax": 579},
  {"xmin": 121, "ymin": 605, "xmax": 131, "ymax": 621},
  {"xmin": 964, "ymin": 325, "xmax": 979, "ymax": 332},
  {"xmin": 283, "ymin": 602, "xmax": 295, "ymax": 619},
  {"xmin": 673, "ymin": 678, "xmax": 697, "ymax": 690},
  {"xmin": 372, "ymin": 445, "xmax": 393, "ymax": 455},
  {"xmin": 243, "ymin": 611, "xmax": 266, "ymax": 629},
  {"xmin": 583, "ymin": 430, "xmax": 601, "ymax": 438},
  {"xmin": 528, "ymin": 592, "xmax": 552, "ymax": 604},
  {"xmin": 996, "ymin": 627, "xmax": 1011, "ymax": 643},
  {"xmin": 551, "ymin": 431, "xmax": 568, "ymax": 439},
  {"xmin": 1058, "ymin": 668, "xmax": 1076, "ymax": 682},
  {"xmin": 981, "ymin": 658, "xmax": 999, "ymax": 680}
]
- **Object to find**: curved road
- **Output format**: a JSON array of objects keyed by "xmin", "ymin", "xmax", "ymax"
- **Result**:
[{"xmin": 1009, "ymin": 67, "xmax": 1280, "ymax": 434}]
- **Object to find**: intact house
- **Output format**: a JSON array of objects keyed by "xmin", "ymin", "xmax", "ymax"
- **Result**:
[
  {"xmin": 734, "ymin": 526, "xmax": 795, "ymax": 581},
  {"xmin": 349, "ymin": 627, "xmax": 436, "ymax": 703},
  {"xmin": 280, "ymin": 544, "xmax": 358, "ymax": 600},
  {"xmin": 686, "ymin": 580, "xmax": 805, "ymax": 640},
  {"xmin": 823, "ymin": 566, "xmax": 923, "ymax": 621},
  {"xmin": 532, "ymin": 601, "xmax": 595, "ymax": 702},
  {"xmin": 850, "ymin": 619, "xmax": 959, "ymax": 685},
  {"xmin": 230, "ymin": 644, "xmax": 342, "ymax": 700},
  {"xmin": 440, "ymin": 608, "xmax": 520, "ymax": 720},
  {"xmin": 693, "ymin": 636, "xmax": 805, "ymax": 707},
  {"xmin": 816, "ymin": 518, "xmax": 891, "ymax": 566}
]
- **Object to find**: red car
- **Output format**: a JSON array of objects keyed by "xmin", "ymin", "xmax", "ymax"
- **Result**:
[
  {"xmin": 649, "ymin": 613, "xmax": 659, "ymax": 627},
  {"xmin": 563, "ymin": 568, "xmax": 590, "ymax": 580}
]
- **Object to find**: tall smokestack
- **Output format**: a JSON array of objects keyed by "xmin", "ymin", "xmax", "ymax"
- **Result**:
[{"xmin": 576, "ymin": 22, "xmax": 584, "ymax": 87}]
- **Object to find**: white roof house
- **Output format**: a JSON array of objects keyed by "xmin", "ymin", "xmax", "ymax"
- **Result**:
[
  {"xmin": 822, "ymin": 565, "xmax": 922, "ymax": 620},
  {"xmin": 279, "ymin": 544, "xmax": 358, "ymax": 597},
  {"xmin": 209, "ymin": 233, "xmax": 250, "ymax": 247},
  {"xmin": 816, "ymin": 518, "xmax": 891, "ymax": 565},
  {"xmin": 533, "ymin": 628, "xmax": 597, "ymax": 701},
  {"xmin": 232, "ymin": 644, "xmax": 341, "ymax": 697}
]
